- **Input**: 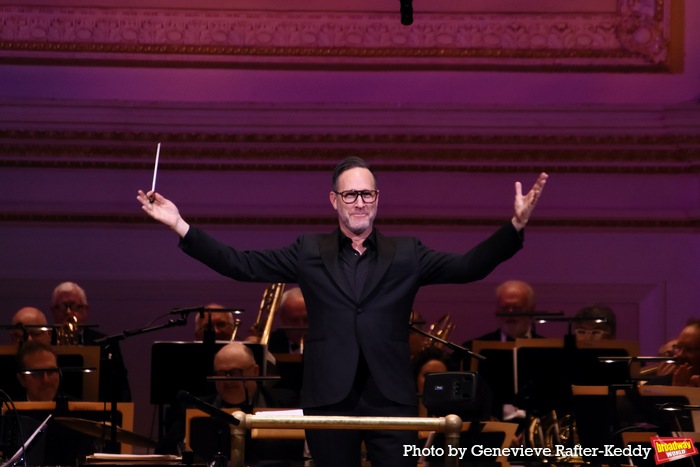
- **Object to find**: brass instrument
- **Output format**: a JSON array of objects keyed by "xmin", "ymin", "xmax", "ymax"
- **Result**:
[
  {"xmin": 637, "ymin": 361, "xmax": 677, "ymax": 379},
  {"xmin": 55, "ymin": 315, "xmax": 80, "ymax": 346},
  {"xmin": 526, "ymin": 410, "xmax": 578, "ymax": 448},
  {"xmin": 525, "ymin": 409, "xmax": 585, "ymax": 465},
  {"xmin": 250, "ymin": 283, "xmax": 285, "ymax": 346},
  {"xmin": 423, "ymin": 313, "xmax": 456, "ymax": 350},
  {"xmin": 229, "ymin": 318, "xmax": 242, "ymax": 342}
]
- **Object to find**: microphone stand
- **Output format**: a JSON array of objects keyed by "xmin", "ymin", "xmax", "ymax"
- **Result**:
[
  {"xmin": 408, "ymin": 324, "xmax": 486, "ymax": 361},
  {"xmin": 170, "ymin": 306, "xmax": 244, "ymax": 369},
  {"xmin": 93, "ymin": 315, "xmax": 189, "ymax": 454}
]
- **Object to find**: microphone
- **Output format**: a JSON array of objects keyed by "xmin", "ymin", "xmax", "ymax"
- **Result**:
[
  {"xmin": 399, "ymin": 0, "xmax": 413, "ymax": 26},
  {"xmin": 176, "ymin": 390, "xmax": 241, "ymax": 426}
]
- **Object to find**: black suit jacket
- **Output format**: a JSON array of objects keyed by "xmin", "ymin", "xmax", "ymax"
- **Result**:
[{"xmin": 180, "ymin": 223, "xmax": 523, "ymax": 408}]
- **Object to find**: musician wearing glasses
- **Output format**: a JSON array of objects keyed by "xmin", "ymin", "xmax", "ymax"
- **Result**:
[
  {"xmin": 11, "ymin": 306, "xmax": 52, "ymax": 345},
  {"xmin": 463, "ymin": 280, "xmax": 541, "ymax": 348},
  {"xmin": 158, "ymin": 342, "xmax": 297, "ymax": 462},
  {"xmin": 193, "ymin": 303, "xmax": 237, "ymax": 341},
  {"xmin": 138, "ymin": 156, "xmax": 548, "ymax": 467},
  {"xmin": 50, "ymin": 281, "xmax": 132, "ymax": 402},
  {"xmin": 210, "ymin": 342, "xmax": 266, "ymax": 408},
  {"xmin": 571, "ymin": 304, "xmax": 617, "ymax": 341},
  {"xmin": 13, "ymin": 340, "xmax": 108, "ymax": 466},
  {"xmin": 16, "ymin": 340, "xmax": 61, "ymax": 402}
]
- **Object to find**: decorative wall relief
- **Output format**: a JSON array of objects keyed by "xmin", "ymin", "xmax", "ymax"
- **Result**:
[{"xmin": 0, "ymin": 0, "xmax": 675, "ymax": 70}]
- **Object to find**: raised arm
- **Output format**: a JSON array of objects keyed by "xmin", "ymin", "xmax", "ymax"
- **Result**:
[
  {"xmin": 511, "ymin": 172, "xmax": 548, "ymax": 231},
  {"xmin": 136, "ymin": 190, "xmax": 190, "ymax": 238}
]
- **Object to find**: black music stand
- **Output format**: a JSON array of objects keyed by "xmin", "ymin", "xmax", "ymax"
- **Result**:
[
  {"xmin": 269, "ymin": 325, "xmax": 306, "ymax": 400},
  {"xmin": 150, "ymin": 342, "xmax": 266, "ymax": 406},
  {"xmin": 515, "ymin": 342, "xmax": 634, "ymax": 415},
  {"xmin": 271, "ymin": 353, "xmax": 303, "ymax": 406},
  {"xmin": 468, "ymin": 342, "xmax": 517, "ymax": 420},
  {"xmin": 150, "ymin": 341, "xmax": 266, "ymax": 447}
]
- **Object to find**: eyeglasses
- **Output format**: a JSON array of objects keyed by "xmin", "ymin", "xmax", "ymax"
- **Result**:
[
  {"xmin": 52, "ymin": 302, "xmax": 88, "ymax": 314},
  {"xmin": 11, "ymin": 328, "xmax": 51, "ymax": 342},
  {"xmin": 20, "ymin": 368, "xmax": 61, "ymax": 378},
  {"xmin": 574, "ymin": 328, "xmax": 608, "ymax": 338},
  {"xmin": 333, "ymin": 190, "xmax": 378, "ymax": 204}
]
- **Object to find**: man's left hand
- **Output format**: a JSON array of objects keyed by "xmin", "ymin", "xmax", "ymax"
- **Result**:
[{"xmin": 512, "ymin": 172, "xmax": 548, "ymax": 231}]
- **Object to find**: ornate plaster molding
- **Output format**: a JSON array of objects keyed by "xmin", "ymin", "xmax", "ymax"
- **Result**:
[
  {"xmin": 1, "ymin": 129, "xmax": 699, "ymax": 171},
  {"xmin": 0, "ymin": 0, "xmax": 673, "ymax": 70}
]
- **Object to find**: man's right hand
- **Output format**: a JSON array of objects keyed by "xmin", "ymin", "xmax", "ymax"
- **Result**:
[{"xmin": 137, "ymin": 190, "xmax": 190, "ymax": 238}]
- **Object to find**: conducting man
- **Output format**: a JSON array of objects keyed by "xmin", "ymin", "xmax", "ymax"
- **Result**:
[{"xmin": 137, "ymin": 156, "xmax": 547, "ymax": 467}]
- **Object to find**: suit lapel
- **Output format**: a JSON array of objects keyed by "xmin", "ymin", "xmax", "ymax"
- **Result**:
[{"xmin": 360, "ymin": 229, "xmax": 395, "ymax": 302}]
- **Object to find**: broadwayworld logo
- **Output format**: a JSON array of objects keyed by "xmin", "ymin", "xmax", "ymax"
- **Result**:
[{"xmin": 651, "ymin": 437, "xmax": 699, "ymax": 464}]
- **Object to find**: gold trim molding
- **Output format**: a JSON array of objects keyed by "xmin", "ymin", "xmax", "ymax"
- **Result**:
[{"xmin": 0, "ymin": 0, "xmax": 674, "ymax": 70}]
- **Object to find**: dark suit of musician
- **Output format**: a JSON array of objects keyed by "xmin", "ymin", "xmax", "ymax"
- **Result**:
[{"xmin": 137, "ymin": 157, "xmax": 548, "ymax": 467}]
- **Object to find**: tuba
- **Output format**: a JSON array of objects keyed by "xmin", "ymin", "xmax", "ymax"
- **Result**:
[
  {"xmin": 526, "ymin": 409, "xmax": 578, "ymax": 451},
  {"xmin": 249, "ymin": 283, "xmax": 285, "ymax": 346}
]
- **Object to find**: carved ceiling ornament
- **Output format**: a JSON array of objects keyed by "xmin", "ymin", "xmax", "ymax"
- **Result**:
[{"xmin": 0, "ymin": 0, "xmax": 673, "ymax": 69}]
